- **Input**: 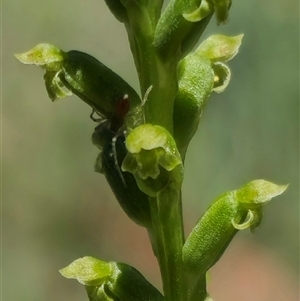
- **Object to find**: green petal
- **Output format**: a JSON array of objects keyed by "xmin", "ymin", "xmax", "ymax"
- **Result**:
[
  {"xmin": 236, "ymin": 179, "xmax": 288, "ymax": 209},
  {"xmin": 125, "ymin": 124, "xmax": 168, "ymax": 153},
  {"xmin": 122, "ymin": 124, "xmax": 183, "ymax": 196},
  {"xmin": 124, "ymin": 124, "xmax": 182, "ymax": 175},
  {"xmin": 59, "ymin": 256, "xmax": 113, "ymax": 286},
  {"xmin": 212, "ymin": 62, "xmax": 231, "ymax": 93},
  {"xmin": 14, "ymin": 43, "xmax": 65, "ymax": 71},
  {"xmin": 196, "ymin": 34, "xmax": 243, "ymax": 62},
  {"xmin": 183, "ymin": 0, "xmax": 213, "ymax": 22}
]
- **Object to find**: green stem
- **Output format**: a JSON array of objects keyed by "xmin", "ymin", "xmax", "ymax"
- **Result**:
[
  {"xmin": 186, "ymin": 274, "xmax": 207, "ymax": 301},
  {"xmin": 123, "ymin": 1, "xmax": 178, "ymax": 132},
  {"xmin": 122, "ymin": 2, "xmax": 186, "ymax": 300},
  {"xmin": 149, "ymin": 187, "xmax": 185, "ymax": 301}
]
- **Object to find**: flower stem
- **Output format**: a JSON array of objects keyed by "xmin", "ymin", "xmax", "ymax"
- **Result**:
[
  {"xmin": 149, "ymin": 186, "xmax": 185, "ymax": 301},
  {"xmin": 123, "ymin": 1, "xmax": 178, "ymax": 132}
]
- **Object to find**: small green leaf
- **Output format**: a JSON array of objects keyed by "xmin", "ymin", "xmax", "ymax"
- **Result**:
[{"xmin": 59, "ymin": 256, "xmax": 112, "ymax": 286}]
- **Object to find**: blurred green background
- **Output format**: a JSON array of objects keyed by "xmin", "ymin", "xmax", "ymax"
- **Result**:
[{"xmin": 3, "ymin": 1, "xmax": 299, "ymax": 300}]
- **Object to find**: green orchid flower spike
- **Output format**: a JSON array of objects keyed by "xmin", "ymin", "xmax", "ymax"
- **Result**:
[{"xmin": 16, "ymin": 1, "xmax": 288, "ymax": 301}]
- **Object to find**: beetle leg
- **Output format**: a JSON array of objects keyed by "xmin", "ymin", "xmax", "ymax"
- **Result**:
[{"xmin": 90, "ymin": 109, "xmax": 104, "ymax": 122}]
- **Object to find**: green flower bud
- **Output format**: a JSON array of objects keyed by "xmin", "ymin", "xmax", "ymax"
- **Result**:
[
  {"xmin": 92, "ymin": 122, "xmax": 152, "ymax": 228},
  {"xmin": 173, "ymin": 54, "xmax": 214, "ymax": 154},
  {"xmin": 234, "ymin": 180, "xmax": 288, "ymax": 231},
  {"xmin": 173, "ymin": 34, "xmax": 243, "ymax": 154},
  {"xmin": 154, "ymin": 0, "xmax": 213, "ymax": 59},
  {"xmin": 60, "ymin": 256, "xmax": 165, "ymax": 301},
  {"xmin": 15, "ymin": 44, "xmax": 142, "ymax": 129},
  {"xmin": 154, "ymin": 0, "xmax": 237, "ymax": 58},
  {"xmin": 182, "ymin": 180, "xmax": 287, "ymax": 275},
  {"xmin": 122, "ymin": 124, "xmax": 183, "ymax": 196}
]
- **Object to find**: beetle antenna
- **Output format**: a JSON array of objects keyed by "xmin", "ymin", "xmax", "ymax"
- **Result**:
[
  {"xmin": 141, "ymin": 85, "xmax": 153, "ymax": 123},
  {"xmin": 112, "ymin": 135, "xmax": 126, "ymax": 187}
]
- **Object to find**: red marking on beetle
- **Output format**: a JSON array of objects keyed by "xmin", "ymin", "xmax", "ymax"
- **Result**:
[{"xmin": 110, "ymin": 94, "xmax": 130, "ymax": 132}]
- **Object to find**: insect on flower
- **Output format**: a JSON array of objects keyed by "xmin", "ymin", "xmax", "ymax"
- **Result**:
[
  {"xmin": 92, "ymin": 93, "xmax": 152, "ymax": 228},
  {"xmin": 90, "ymin": 93, "xmax": 131, "ymax": 132},
  {"xmin": 15, "ymin": 44, "xmax": 142, "ymax": 129}
]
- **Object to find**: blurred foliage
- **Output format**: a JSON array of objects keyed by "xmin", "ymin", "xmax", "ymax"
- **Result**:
[{"xmin": 2, "ymin": 0, "xmax": 299, "ymax": 301}]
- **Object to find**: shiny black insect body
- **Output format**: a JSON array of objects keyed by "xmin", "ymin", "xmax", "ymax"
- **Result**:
[
  {"xmin": 92, "ymin": 121, "xmax": 151, "ymax": 227},
  {"xmin": 92, "ymin": 95, "xmax": 152, "ymax": 228}
]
